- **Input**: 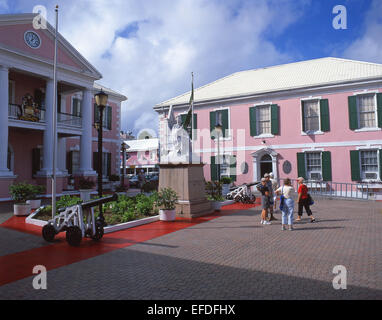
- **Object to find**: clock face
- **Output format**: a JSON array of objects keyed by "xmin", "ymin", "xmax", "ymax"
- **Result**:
[{"xmin": 24, "ymin": 31, "xmax": 41, "ymax": 49}]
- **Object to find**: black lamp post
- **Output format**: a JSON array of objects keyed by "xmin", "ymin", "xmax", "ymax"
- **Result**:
[
  {"xmin": 94, "ymin": 89, "xmax": 108, "ymax": 223},
  {"xmin": 121, "ymin": 142, "xmax": 128, "ymax": 188}
]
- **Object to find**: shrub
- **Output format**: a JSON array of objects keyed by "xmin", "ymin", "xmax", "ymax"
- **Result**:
[
  {"xmin": 78, "ymin": 177, "xmax": 95, "ymax": 189},
  {"xmin": 135, "ymin": 194, "xmax": 154, "ymax": 216},
  {"xmin": 220, "ymin": 177, "xmax": 232, "ymax": 184},
  {"xmin": 155, "ymin": 188, "xmax": 178, "ymax": 210},
  {"xmin": 56, "ymin": 195, "xmax": 82, "ymax": 210},
  {"xmin": 205, "ymin": 181, "xmax": 223, "ymax": 201},
  {"xmin": 9, "ymin": 182, "xmax": 35, "ymax": 204}
]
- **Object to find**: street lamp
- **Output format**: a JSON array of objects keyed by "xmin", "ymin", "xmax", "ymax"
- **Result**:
[
  {"xmin": 94, "ymin": 89, "xmax": 108, "ymax": 224},
  {"xmin": 121, "ymin": 142, "xmax": 128, "ymax": 188},
  {"xmin": 215, "ymin": 122, "xmax": 222, "ymax": 182}
]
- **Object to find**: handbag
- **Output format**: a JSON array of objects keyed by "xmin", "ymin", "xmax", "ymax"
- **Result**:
[
  {"xmin": 307, "ymin": 193, "xmax": 314, "ymax": 206},
  {"xmin": 279, "ymin": 186, "xmax": 285, "ymax": 211}
]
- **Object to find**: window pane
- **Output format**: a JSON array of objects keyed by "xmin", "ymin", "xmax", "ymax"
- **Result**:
[
  {"xmin": 303, "ymin": 100, "xmax": 320, "ymax": 131},
  {"xmin": 257, "ymin": 105, "xmax": 270, "ymax": 134},
  {"xmin": 306, "ymin": 152, "xmax": 322, "ymax": 179},
  {"xmin": 358, "ymin": 95, "xmax": 376, "ymax": 128},
  {"xmin": 360, "ymin": 150, "xmax": 378, "ymax": 174}
]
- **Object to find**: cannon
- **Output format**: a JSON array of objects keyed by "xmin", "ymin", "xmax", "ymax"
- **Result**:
[
  {"xmin": 226, "ymin": 182, "xmax": 258, "ymax": 204},
  {"xmin": 42, "ymin": 194, "xmax": 117, "ymax": 246}
]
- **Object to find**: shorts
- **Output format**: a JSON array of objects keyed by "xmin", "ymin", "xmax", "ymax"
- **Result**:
[{"xmin": 261, "ymin": 196, "xmax": 270, "ymax": 209}]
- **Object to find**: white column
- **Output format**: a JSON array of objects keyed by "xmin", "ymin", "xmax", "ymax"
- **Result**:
[
  {"xmin": 79, "ymin": 88, "xmax": 96, "ymax": 175},
  {"xmin": 0, "ymin": 65, "xmax": 13, "ymax": 176},
  {"xmin": 57, "ymin": 137, "xmax": 67, "ymax": 174},
  {"xmin": 38, "ymin": 78, "xmax": 55, "ymax": 176}
]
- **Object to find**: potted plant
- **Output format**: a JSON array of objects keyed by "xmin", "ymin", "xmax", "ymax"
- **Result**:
[
  {"xmin": 78, "ymin": 177, "xmax": 95, "ymax": 201},
  {"xmin": 154, "ymin": 188, "xmax": 178, "ymax": 221},
  {"xmin": 220, "ymin": 176, "xmax": 232, "ymax": 196},
  {"xmin": 9, "ymin": 182, "xmax": 34, "ymax": 216},
  {"xmin": 206, "ymin": 181, "xmax": 224, "ymax": 211},
  {"xmin": 26, "ymin": 185, "xmax": 45, "ymax": 209}
]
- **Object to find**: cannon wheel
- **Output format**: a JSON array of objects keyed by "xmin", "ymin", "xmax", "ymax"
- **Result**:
[
  {"xmin": 42, "ymin": 223, "xmax": 56, "ymax": 242},
  {"xmin": 91, "ymin": 221, "xmax": 104, "ymax": 241},
  {"xmin": 66, "ymin": 226, "xmax": 82, "ymax": 246}
]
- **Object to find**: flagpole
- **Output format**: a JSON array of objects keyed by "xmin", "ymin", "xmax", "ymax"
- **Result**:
[
  {"xmin": 191, "ymin": 72, "xmax": 194, "ymax": 155},
  {"xmin": 52, "ymin": 5, "xmax": 58, "ymax": 219}
]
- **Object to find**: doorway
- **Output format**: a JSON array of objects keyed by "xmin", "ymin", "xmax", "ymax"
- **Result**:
[{"xmin": 260, "ymin": 154, "xmax": 273, "ymax": 178}]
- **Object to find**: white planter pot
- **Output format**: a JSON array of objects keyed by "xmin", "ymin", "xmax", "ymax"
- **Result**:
[
  {"xmin": 79, "ymin": 189, "xmax": 93, "ymax": 202},
  {"xmin": 26, "ymin": 199, "xmax": 41, "ymax": 209},
  {"xmin": 212, "ymin": 201, "xmax": 222, "ymax": 211},
  {"xmin": 14, "ymin": 203, "xmax": 31, "ymax": 216},
  {"xmin": 222, "ymin": 184, "xmax": 230, "ymax": 196},
  {"xmin": 159, "ymin": 209, "xmax": 176, "ymax": 221}
]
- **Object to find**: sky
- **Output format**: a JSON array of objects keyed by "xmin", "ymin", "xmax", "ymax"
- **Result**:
[{"xmin": 1, "ymin": 0, "xmax": 381, "ymax": 137}]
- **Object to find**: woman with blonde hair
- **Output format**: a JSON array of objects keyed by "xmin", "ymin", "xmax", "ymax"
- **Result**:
[{"xmin": 275, "ymin": 178, "xmax": 295, "ymax": 230}]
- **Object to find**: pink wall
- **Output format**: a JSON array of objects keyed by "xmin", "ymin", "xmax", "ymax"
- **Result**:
[
  {"xmin": 0, "ymin": 24, "xmax": 81, "ymax": 69},
  {"xmin": 171, "ymin": 86, "xmax": 382, "ymax": 184}
]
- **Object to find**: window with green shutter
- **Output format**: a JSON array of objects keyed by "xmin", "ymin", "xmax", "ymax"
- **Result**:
[
  {"xmin": 210, "ymin": 156, "xmax": 217, "ymax": 181},
  {"xmin": 181, "ymin": 113, "xmax": 197, "ymax": 139},
  {"xmin": 270, "ymin": 104, "xmax": 279, "ymax": 135},
  {"xmin": 210, "ymin": 111, "xmax": 216, "ymax": 139},
  {"xmin": 320, "ymin": 99, "xmax": 330, "ymax": 132},
  {"xmin": 229, "ymin": 155, "xmax": 237, "ymax": 182},
  {"xmin": 321, "ymin": 151, "xmax": 332, "ymax": 181},
  {"xmin": 377, "ymin": 93, "xmax": 382, "ymax": 128},
  {"xmin": 350, "ymin": 150, "xmax": 361, "ymax": 181},
  {"xmin": 106, "ymin": 106, "xmax": 112, "ymax": 130},
  {"xmin": 348, "ymin": 96, "xmax": 359, "ymax": 130},
  {"xmin": 297, "ymin": 152, "xmax": 306, "ymax": 179},
  {"xmin": 210, "ymin": 109, "xmax": 229, "ymax": 139},
  {"xmin": 249, "ymin": 106, "xmax": 257, "ymax": 136}
]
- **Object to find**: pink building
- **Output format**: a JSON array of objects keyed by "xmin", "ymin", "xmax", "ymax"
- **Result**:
[
  {"xmin": 0, "ymin": 14, "xmax": 126, "ymax": 200},
  {"xmin": 155, "ymin": 58, "xmax": 382, "ymax": 198}
]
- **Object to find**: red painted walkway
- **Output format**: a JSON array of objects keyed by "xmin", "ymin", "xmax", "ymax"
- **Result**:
[{"xmin": 0, "ymin": 203, "xmax": 258, "ymax": 287}]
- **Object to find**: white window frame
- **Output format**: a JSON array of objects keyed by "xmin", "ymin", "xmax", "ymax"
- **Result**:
[
  {"xmin": 102, "ymin": 105, "xmax": 112, "ymax": 131},
  {"xmin": 256, "ymin": 104, "xmax": 271, "ymax": 136},
  {"xmin": 212, "ymin": 106, "xmax": 231, "ymax": 141},
  {"xmin": 359, "ymin": 149, "xmax": 380, "ymax": 182},
  {"xmin": 301, "ymin": 98, "xmax": 322, "ymax": 135},
  {"xmin": 354, "ymin": 93, "xmax": 379, "ymax": 131},
  {"xmin": 71, "ymin": 96, "xmax": 82, "ymax": 117},
  {"xmin": 305, "ymin": 151, "xmax": 323, "ymax": 181},
  {"xmin": 251, "ymin": 101, "xmax": 275, "ymax": 139}
]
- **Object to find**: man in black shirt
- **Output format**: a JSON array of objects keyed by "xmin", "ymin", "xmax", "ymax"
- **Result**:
[{"xmin": 257, "ymin": 178, "xmax": 271, "ymax": 225}]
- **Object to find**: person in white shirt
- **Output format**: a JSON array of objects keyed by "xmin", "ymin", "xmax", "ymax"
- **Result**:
[{"xmin": 275, "ymin": 178, "xmax": 296, "ymax": 231}]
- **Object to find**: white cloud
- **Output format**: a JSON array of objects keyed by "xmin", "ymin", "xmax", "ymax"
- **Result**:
[
  {"xmin": 343, "ymin": 0, "xmax": 382, "ymax": 64},
  {"xmin": 6, "ymin": 0, "xmax": 308, "ymax": 136}
]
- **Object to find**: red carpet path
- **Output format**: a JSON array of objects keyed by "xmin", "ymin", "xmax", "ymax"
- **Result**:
[{"xmin": 0, "ymin": 202, "xmax": 258, "ymax": 287}]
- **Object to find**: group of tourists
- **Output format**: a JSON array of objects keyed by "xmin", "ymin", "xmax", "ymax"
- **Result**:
[{"xmin": 257, "ymin": 173, "xmax": 316, "ymax": 230}]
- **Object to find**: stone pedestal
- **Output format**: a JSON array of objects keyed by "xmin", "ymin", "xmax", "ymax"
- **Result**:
[{"xmin": 159, "ymin": 163, "xmax": 213, "ymax": 218}]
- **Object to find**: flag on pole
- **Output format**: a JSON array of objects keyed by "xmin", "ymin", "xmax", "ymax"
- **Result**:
[{"xmin": 182, "ymin": 72, "xmax": 194, "ymax": 131}]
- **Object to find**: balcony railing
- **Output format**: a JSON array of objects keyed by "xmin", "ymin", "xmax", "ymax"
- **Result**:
[
  {"xmin": 9, "ymin": 104, "xmax": 82, "ymax": 127},
  {"xmin": 57, "ymin": 112, "xmax": 82, "ymax": 127},
  {"xmin": 8, "ymin": 103, "xmax": 45, "ymax": 122}
]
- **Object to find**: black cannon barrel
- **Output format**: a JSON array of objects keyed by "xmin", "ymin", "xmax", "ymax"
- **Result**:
[{"xmin": 81, "ymin": 193, "xmax": 118, "ymax": 209}]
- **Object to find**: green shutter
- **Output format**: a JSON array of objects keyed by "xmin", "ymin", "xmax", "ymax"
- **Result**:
[
  {"xmin": 301, "ymin": 102, "xmax": 306, "ymax": 132},
  {"xmin": 320, "ymin": 99, "xmax": 330, "ymax": 132},
  {"xmin": 379, "ymin": 150, "xmax": 382, "ymax": 180},
  {"xmin": 230, "ymin": 155, "xmax": 237, "ymax": 182},
  {"xmin": 180, "ymin": 114, "xmax": 187, "ymax": 126},
  {"xmin": 192, "ymin": 113, "xmax": 197, "ymax": 140},
  {"xmin": 297, "ymin": 152, "xmax": 306, "ymax": 179},
  {"xmin": 348, "ymin": 96, "xmax": 358, "ymax": 130},
  {"xmin": 94, "ymin": 104, "xmax": 99, "ymax": 124},
  {"xmin": 350, "ymin": 150, "xmax": 361, "ymax": 181},
  {"xmin": 210, "ymin": 111, "xmax": 216, "ymax": 139},
  {"xmin": 321, "ymin": 151, "xmax": 332, "ymax": 181},
  {"xmin": 249, "ymin": 106, "xmax": 257, "ymax": 136},
  {"xmin": 270, "ymin": 104, "xmax": 279, "ymax": 135},
  {"xmin": 107, "ymin": 106, "xmax": 112, "ymax": 130},
  {"xmin": 107, "ymin": 153, "xmax": 111, "ymax": 177},
  {"xmin": 377, "ymin": 93, "xmax": 382, "ymax": 128},
  {"xmin": 222, "ymin": 109, "xmax": 229, "ymax": 138},
  {"xmin": 211, "ymin": 156, "xmax": 217, "ymax": 181}
]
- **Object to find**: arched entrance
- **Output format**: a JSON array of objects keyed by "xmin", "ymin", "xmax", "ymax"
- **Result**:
[
  {"xmin": 260, "ymin": 154, "xmax": 273, "ymax": 178},
  {"xmin": 251, "ymin": 148, "xmax": 278, "ymax": 181}
]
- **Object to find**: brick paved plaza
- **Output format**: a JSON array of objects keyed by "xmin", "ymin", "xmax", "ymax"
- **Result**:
[{"xmin": 0, "ymin": 198, "xmax": 381, "ymax": 300}]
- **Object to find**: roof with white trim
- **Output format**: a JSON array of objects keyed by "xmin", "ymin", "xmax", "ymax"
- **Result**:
[{"xmin": 156, "ymin": 57, "xmax": 382, "ymax": 107}]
